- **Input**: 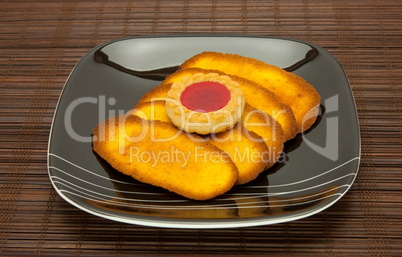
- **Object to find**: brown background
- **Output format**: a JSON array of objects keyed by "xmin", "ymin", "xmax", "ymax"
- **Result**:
[{"xmin": 0, "ymin": 0, "xmax": 401, "ymax": 256}]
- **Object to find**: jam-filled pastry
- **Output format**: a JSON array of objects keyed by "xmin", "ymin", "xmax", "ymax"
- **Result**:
[
  {"xmin": 165, "ymin": 72, "xmax": 245, "ymax": 134},
  {"xmin": 160, "ymin": 67, "xmax": 297, "ymax": 141}
]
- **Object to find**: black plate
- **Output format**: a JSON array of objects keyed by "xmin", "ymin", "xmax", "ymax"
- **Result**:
[{"xmin": 48, "ymin": 35, "xmax": 360, "ymax": 228}]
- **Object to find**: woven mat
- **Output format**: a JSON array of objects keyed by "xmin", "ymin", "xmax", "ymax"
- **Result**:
[{"xmin": 1, "ymin": 0, "xmax": 401, "ymax": 256}]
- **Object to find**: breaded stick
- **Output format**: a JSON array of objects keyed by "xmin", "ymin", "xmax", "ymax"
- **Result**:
[
  {"xmin": 137, "ymin": 83, "xmax": 171, "ymax": 104},
  {"xmin": 180, "ymin": 52, "xmax": 321, "ymax": 133},
  {"xmin": 241, "ymin": 104, "xmax": 284, "ymax": 169},
  {"xmin": 129, "ymin": 100, "xmax": 171, "ymax": 122},
  {"xmin": 93, "ymin": 115, "xmax": 238, "ymax": 201},
  {"xmin": 206, "ymin": 124, "xmax": 269, "ymax": 185}
]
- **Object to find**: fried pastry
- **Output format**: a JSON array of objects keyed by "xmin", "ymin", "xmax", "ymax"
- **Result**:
[
  {"xmin": 206, "ymin": 124, "xmax": 269, "ymax": 185},
  {"xmin": 93, "ymin": 115, "xmax": 238, "ymax": 200},
  {"xmin": 137, "ymin": 83, "xmax": 171, "ymax": 105},
  {"xmin": 180, "ymin": 51, "xmax": 321, "ymax": 133},
  {"xmin": 241, "ymin": 104, "xmax": 284, "ymax": 169},
  {"xmin": 129, "ymin": 100, "xmax": 170, "ymax": 122}
]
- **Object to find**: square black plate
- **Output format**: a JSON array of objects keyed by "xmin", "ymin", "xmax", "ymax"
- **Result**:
[{"xmin": 48, "ymin": 35, "xmax": 360, "ymax": 228}]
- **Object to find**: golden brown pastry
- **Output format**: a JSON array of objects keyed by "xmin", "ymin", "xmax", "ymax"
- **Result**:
[
  {"xmin": 137, "ymin": 83, "xmax": 172, "ymax": 104},
  {"xmin": 129, "ymin": 100, "xmax": 171, "ymax": 122},
  {"xmin": 180, "ymin": 51, "xmax": 321, "ymax": 133},
  {"xmin": 92, "ymin": 115, "xmax": 238, "ymax": 200},
  {"xmin": 206, "ymin": 124, "xmax": 269, "ymax": 185},
  {"xmin": 241, "ymin": 104, "xmax": 285, "ymax": 169}
]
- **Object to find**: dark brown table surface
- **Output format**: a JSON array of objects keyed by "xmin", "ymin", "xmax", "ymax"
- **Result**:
[{"xmin": 1, "ymin": 0, "xmax": 401, "ymax": 256}]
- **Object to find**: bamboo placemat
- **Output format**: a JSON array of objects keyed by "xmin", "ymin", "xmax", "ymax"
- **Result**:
[{"xmin": 0, "ymin": 0, "xmax": 401, "ymax": 256}]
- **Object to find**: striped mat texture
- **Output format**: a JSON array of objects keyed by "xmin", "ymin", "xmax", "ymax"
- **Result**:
[{"xmin": 0, "ymin": 0, "xmax": 401, "ymax": 256}]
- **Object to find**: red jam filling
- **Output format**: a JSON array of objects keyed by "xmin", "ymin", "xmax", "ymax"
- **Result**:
[{"xmin": 180, "ymin": 82, "xmax": 231, "ymax": 113}]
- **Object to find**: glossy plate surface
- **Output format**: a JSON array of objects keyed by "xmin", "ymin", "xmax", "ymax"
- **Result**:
[{"xmin": 48, "ymin": 35, "xmax": 360, "ymax": 229}]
